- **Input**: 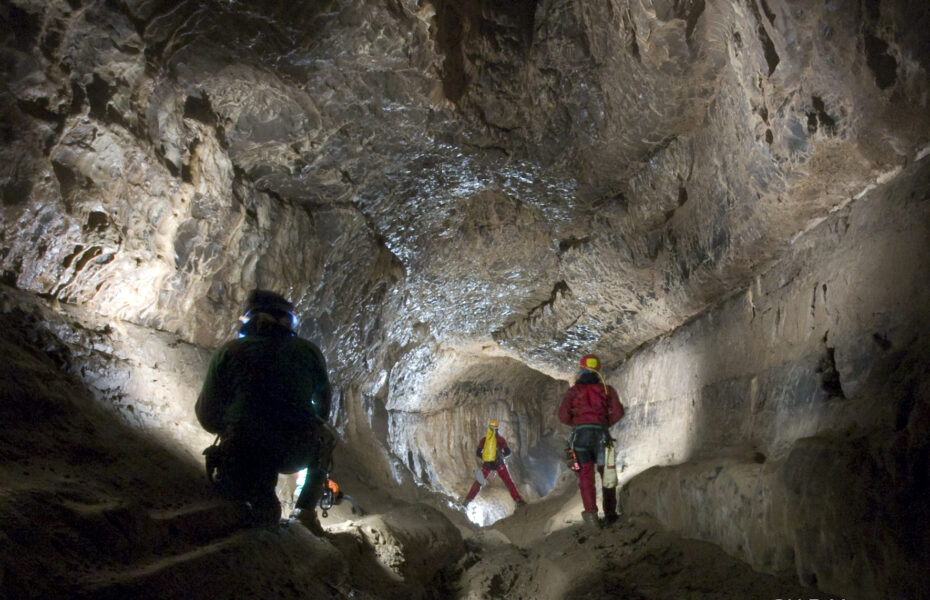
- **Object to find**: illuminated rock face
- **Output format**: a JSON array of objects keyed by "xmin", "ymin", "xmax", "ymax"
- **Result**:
[
  {"xmin": 1, "ymin": 1, "xmax": 929, "ymax": 597},
  {"xmin": 618, "ymin": 160, "xmax": 930, "ymax": 600}
]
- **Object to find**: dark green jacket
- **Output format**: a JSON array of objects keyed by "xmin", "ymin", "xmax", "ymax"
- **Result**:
[{"xmin": 196, "ymin": 320, "xmax": 331, "ymax": 440}]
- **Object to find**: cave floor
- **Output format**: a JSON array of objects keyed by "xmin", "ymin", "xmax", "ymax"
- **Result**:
[
  {"xmin": 0, "ymin": 306, "xmax": 815, "ymax": 600},
  {"xmin": 460, "ymin": 509, "xmax": 812, "ymax": 600}
]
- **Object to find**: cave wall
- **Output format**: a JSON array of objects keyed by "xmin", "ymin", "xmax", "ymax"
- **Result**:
[
  {"xmin": 0, "ymin": 0, "xmax": 928, "ymax": 572},
  {"xmin": 4, "ymin": 0, "xmax": 929, "ymax": 375},
  {"xmin": 0, "ymin": 283, "xmax": 216, "ymax": 458},
  {"xmin": 615, "ymin": 158, "xmax": 930, "ymax": 599},
  {"xmin": 448, "ymin": 0, "xmax": 930, "ymax": 368},
  {"xmin": 387, "ymin": 355, "xmax": 565, "ymax": 499}
]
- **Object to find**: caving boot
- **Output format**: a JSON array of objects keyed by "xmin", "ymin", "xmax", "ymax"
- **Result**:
[
  {"xmin": 515, "ymin": 499, "xmax": 527, "ymax": 507},
  {"xmin": 581, "ymin": 510, "xmax": 602, "ymax": 529},
  {"xmin": 603, "ymin": 512, "xmax": 619, "ymax": 526}
]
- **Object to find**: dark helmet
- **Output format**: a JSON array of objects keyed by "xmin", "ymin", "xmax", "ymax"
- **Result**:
[{"xmin": 243, "ymin": 290, "xmax": 297, "ymax": 328}]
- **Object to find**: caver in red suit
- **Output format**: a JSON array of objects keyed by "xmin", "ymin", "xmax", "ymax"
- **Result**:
[
  {"xmin": 463, "ymin": 421, "xmax": 525, "ymax": 506},
  {"xmin": 558, "ymin": 354, "xmax": 624, "ymax": 526}
]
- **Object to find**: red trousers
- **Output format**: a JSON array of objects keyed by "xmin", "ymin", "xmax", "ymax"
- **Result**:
[
  {"xmin": 465, "ymin": 463, "xmax": 523, "ymax": 502},
  {"xmin": 576, "ymin": 461, "xmax": 617, "ymax": 515}
]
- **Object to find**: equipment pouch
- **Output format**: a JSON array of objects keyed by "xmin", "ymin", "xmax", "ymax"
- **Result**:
[
  {"xmin": 564, "ymin": 447, "xmax": 581, "ymax": 472},
  {"xmin": 474, "ymin": 467, "xmax": 487, "ymax": 484},
  {"xmin": 202, "ymin": 436, "xmax": 231, "ymax": 485},
  {"xmin": 603, "ymin": 442, "xmax": 618, "ymax": 488}
]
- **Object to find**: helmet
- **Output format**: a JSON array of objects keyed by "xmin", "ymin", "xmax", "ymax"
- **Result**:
[
  {"xmin": 243, "ymin": 289, "xmax": 297, "ymax": 328},
  {"xmin": 488, "ymin": 420, "xmax": 499, "ymax": 429},
  {"xmin": 579, "ymin": 354, "xmax": 600, "ymax": 371}
]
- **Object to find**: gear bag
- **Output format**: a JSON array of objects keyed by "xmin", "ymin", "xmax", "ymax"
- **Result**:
[
  {"xmin": 474, "ymin": 468, "xmax": 487, "ymax": 484},
  {"xmin": 481, "ymin": 428, "xmax": 498, "ymax": 462},
  {"xmin": 602, "ymin": 441, "xmax": 618, "ymax": 488},
  {"xmin": 202, "ymin": 436, "xmax": 230, "ymax": 485}
]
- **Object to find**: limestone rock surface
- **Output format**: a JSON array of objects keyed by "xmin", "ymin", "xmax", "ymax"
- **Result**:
[{"xmin": 1, "ymin": 1, "xmax": 929, "ymax": 598}]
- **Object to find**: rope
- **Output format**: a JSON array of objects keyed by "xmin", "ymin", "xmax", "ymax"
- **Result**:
[{"xmin": 594, "ymin": 369, "xmax": 608, "ymax": 395}]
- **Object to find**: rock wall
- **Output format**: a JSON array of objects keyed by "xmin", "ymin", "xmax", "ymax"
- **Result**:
[
  {"xmin": 0, "ymin": 284, "xmax": 215, "ymax": 457},
  {"xmin": 4, "ymin": 0, "xmax": 929, "ymax": 373},
  {"xmin": 1, "ymin": 0, "xmax": 929, "ymax": 576},
  {"xmin": 616, "ymin": 157, "xmax": 930, "ymax": 599},
  {"xmin": 387, "ymin": 354, "xmax": 565, "ymax": 500}
]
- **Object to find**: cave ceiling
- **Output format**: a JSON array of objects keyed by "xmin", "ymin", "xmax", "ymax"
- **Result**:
[{"xmin": 1, "ymin": 0, "xmax": 928, "ymax": 390}]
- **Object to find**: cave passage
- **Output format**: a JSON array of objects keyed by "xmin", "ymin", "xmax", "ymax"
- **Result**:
[{"xmin": 1, "ymin": 1, "xmax": 929, "ymax": 599}]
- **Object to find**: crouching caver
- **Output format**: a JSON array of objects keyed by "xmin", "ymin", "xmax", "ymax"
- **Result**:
[
  {"xmin": 196, "ymin": 290, "xmax": 334, "ymax": 535},
  {"xmin": 558, "ymin": 354, "xmax": 624, "ymax": 528}
]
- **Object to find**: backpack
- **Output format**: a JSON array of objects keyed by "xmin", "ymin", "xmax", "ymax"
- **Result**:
[{"xmin": 481, "ymin": 430, "xmax": 498, "ymax": 462}]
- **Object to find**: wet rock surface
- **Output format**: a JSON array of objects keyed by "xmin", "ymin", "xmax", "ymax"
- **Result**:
[
  {"xmin": 1, "ymin": 0, "xmax": 929, "ymax": 598},
  {"xmin": 3, "ymin": 0, "xmax": 928, "ymax": 368}
]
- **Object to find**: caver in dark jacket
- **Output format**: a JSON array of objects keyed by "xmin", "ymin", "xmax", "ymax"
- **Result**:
[{"xmin": 196, "ymin": 290, "xmax": 333, "ymax": 533}]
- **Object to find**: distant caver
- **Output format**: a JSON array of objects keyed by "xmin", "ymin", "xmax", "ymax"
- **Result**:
[{"xmin": 462, "ymin": 419, "xmax": 526, "ymax": 508}]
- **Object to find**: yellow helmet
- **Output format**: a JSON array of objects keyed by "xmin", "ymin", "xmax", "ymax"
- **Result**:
[
  {"xmin": 580, "ymin": 354, "xmax": 600, "ymax": 371},
  {"xmin": 488, "ymin": 420, "xmax": 499, "ymax": 429}
]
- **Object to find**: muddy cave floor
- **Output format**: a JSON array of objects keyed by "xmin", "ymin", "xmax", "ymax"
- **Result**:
[{"xmin": 0, "ymin": 314, "xmax": 814, "ymax": 600}]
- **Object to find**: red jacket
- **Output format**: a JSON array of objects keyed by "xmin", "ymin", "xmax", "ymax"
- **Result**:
[{"xmin": 558, "ymin": 382, "xmax": 624, "ymax": 427}]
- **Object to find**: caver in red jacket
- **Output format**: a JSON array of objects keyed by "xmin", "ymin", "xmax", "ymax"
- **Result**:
[
  {"xmin": 558, "ymin": 368, "xmax": 624, "ymax": 524},
  {"xmin": 463, "ymin": 430, "xmax": 525, "ymax": 506},
  {"xmin": 558, "ymin": 375, "xmax": 624, "ymax": 427}
]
